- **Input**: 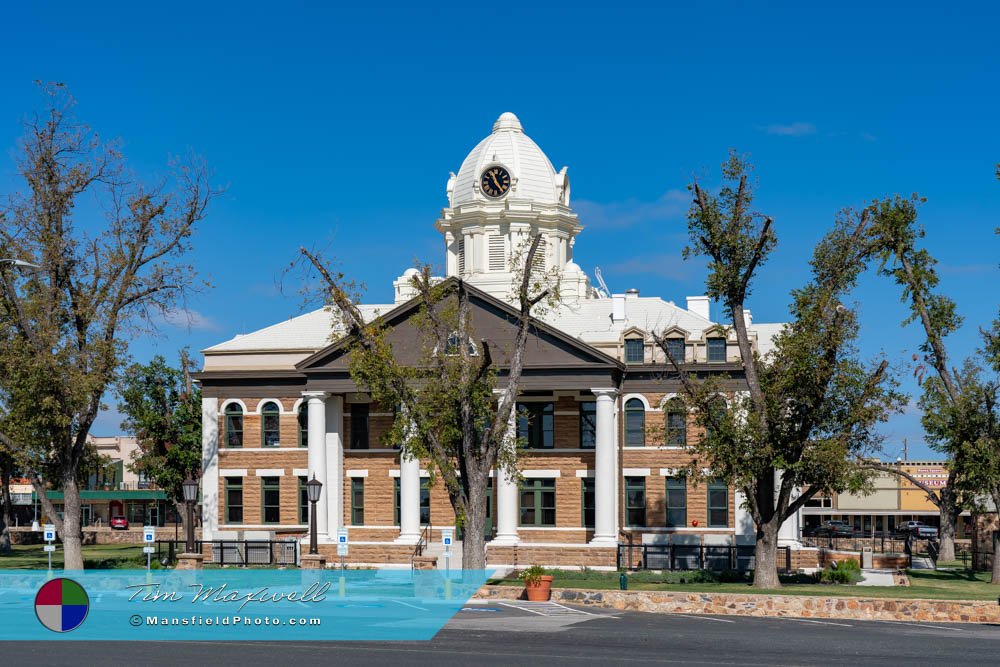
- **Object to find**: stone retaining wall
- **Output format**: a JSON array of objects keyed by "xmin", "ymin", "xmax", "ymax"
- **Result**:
[
  {"xmin": 475, "ymin": 585, "xmax": 1000, "ymax": 623},
  {"xmin": 9, "ymin": 526, "xmax": 202, "ymax": 545}
]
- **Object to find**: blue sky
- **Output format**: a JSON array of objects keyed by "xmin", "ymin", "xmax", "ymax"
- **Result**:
[{"xmin": 1, "ymin": 2, "xmax": 997, "ymax": 458}]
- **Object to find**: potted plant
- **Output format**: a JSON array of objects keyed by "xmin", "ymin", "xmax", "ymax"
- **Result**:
[{"xmin": 520, "ymin": 565, "xmax": 554, "ymax": 601}]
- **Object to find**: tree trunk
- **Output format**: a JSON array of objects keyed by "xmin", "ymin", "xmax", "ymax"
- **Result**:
[
  {"xmin": 0, "ymin": 461, "xmax": 12, "ymax": 554},
  {"xmin": 461, "ymin": 477, "xmax": 488, "ymax": 570},
  {"xmin": 753, "ymin": 520, "xmax": 782, "ymax": 588},
  {"xmin": 61, "ymin": 472, "xmax": 84, "ymax": 570},
  {"xmin": 937, "ymin": 489, "xmax": 958, "ymax": 563},
  {"xmin": 992, "ymin": 527, "xmax": 1000, "ymax": 585},
  {"xmin": 173, "ymin": 500, "xmax": 191, "ymax": 547}
]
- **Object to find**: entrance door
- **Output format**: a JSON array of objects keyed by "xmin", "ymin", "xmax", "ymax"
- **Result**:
[
  {"xmin": 147, "ymin": 505, "xmax": 159, "ymax": 527},
  {"xmin": 81, "ymin": 504, "xmax": 93, "ymax": 526}
]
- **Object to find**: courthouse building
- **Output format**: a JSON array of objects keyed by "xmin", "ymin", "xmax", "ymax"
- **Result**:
[{"xmin": 196, "ymin": 113, "xmax": 790, "ymax": 567}]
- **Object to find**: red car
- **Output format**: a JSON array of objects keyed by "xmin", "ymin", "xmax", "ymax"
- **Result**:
[{"xmin": 110, "ymin": 515, "xmax": 129, "ymax": 530}]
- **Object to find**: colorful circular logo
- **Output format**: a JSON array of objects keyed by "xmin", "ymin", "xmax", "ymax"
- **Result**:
[{"xmin": 34, "ymin": 578, "xmax": 90, "ymax": 633}]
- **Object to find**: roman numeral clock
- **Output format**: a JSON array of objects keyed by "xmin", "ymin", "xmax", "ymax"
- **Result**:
[{"xmin": 480, "ymin": 165, "xmax": 511, "ymax": 198}]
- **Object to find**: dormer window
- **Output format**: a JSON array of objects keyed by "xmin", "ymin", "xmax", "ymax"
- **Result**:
[
  {"xmin": 664, "ymin": 337, "xmax": 685, "ymax": 363},
  {"xmin": 707, "ymin": 337, "xmax": 726, "ymax": 363},
  {"xmin": 624, "ymin": 338, "xmax": 644, "ymax": 364}
]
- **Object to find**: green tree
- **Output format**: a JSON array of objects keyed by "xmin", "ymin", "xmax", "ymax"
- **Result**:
[
  {"xmin": 300, "ymin": 236, "xmax": 553, "ymax": 570},
  {"xmin": 118, "ymin": 351, "xmax": 203, "ymax": 539},
  {"xmin": 867, "ymin": 195, "xmax": 978, "ymax": 562},
  {"xmin": 655, "ymin": 153, "xmax": 902, "ymax": 588},
  {"xmin": 0, "ymin": 85, "xmax": 216, "ymax": 568}
]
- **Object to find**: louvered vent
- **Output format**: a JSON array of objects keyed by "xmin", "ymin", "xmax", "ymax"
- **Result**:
[
  {"xmin": 457, "ymin": 238, "xmax": 466, "ymax": 274},
  {"xmin": 488, "ymin": 235, "xmax": 505, "ymax": 271}
]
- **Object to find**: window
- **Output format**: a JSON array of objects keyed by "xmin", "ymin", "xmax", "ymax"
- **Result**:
[
  {"xmin": 664, "ymin": 337, "xmax": 685, "ymax": 363},
  {"xmin": 350, "ymin": 403, "xmax": 370, "ymax": 449},
  {"xmin": 261, "ymin": 401, "xmax": 280, "ymax": 447},
  {"xmin": 224, "ymin": 477, "xmax": 243, "ymax": 524},
  {"xmin": 579, "ymin": 401, "xmax": 596, "ymax": 448},
  {"xmin": 707, "ymin": 337, "xmax": 727, "ymax": 363},
  {"xmin": 298, "ymin": 404, "xmax": 308, "ymax": 448},
  {"xmin": 625, "ymin": 477, "xmax": 646, "ymax": 527},
  {"xmin": 394, "ymin": 478, "xmax": 431, "ymax": 525},
  {"xmin": 445, "ymin": 332, "xmax": 477, "ymax": 356},
  {"xmin": 351, "ymin": 479, "xmax": 365, "ymax": 526},
  {"xmin": 581, "ymin": 478, "xmax": 595, "ymax": 528},
  {"xmin": 624, "ymin": 338, "xmax": 644, "ymax": 363},
  {"xmin": 704, "ymin": 397, "xmax": 727, "ymax": 440},
  {"xmin": 624, "ymin": 398, "xmax": 645, "ymax": 446},
  {"xmin": 261, "ymin": 477, "xmax": 280, "ymax": 524},
  {"xmin": 519, "ymin": 478, "xmax": 556, "ymax": 526},
  {"xmin": 224, "ymin": 404, "xmax": 243, "ymax": 448},
  {"xmin": 517, "ymin": 402, "xmax": 554, "ymax": 449},
  {"xmin": 298, "ymin": 476, "xmax": 308, "ymax": 524},
  {"xmin": 708, "ymin": 480, "xmax": 729, "ymax": 527},
  {"xmin": 664, "ymin": 399, "xmax": 687, "ymax": 446},
  {"xmin": 665, "ymin": 477, "xmax": 687, "ymax": 527}
]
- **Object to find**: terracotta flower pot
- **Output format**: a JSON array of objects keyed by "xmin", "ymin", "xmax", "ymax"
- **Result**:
[{"xmin": 524, "ymin": 574, "xmax": 554, "ymax": 601}]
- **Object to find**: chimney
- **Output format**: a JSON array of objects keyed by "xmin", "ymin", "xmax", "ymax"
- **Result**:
[
  {"xmin": 686, "ymin": 295, "xmax": 710, "ymax": 320},
  {"xmin": 612, "ymin": 294, "xmax": 627, "ymax": 323},
  {"xmin": 625, "ymin": 288, "xmax": 640, "ymax": 298}
]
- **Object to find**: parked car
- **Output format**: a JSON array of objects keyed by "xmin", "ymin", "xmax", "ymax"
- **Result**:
[
  {"xmin": 812, "ymin": 520, "xmax": 854, "ymax": 537},
  {"xmin": 110, "ymin": 515, "xmax": 129, "ymax": 530},
  {"xmin": 896, "ymin": 520, "xmax": 938, "ymax": 538}
]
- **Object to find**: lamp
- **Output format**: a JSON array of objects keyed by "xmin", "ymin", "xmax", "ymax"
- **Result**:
[
  {"xmin": 306, "ymin": 475, "xmax": 323, "ymax": 555},
  {"xmin": 182, "ymin": 477, "xmax": 198, "ymax": 553}
]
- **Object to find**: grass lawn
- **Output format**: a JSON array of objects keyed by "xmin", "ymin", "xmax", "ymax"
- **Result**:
[
  {"xmin": 0, "ymin": 544, "xmax": 155, "ymax": 569},
  {"xmin": 490, "ymin": 568, "xmax": 1000, "ymax": 601}
]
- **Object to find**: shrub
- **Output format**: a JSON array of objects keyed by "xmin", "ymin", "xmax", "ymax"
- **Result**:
[
  {"xmin": 819, "ymin": 559, "xmax": 861, "ymax": 584},
  {"xmin": 520, "ymin": 565, "xmax": 547, "ymax": 586}
]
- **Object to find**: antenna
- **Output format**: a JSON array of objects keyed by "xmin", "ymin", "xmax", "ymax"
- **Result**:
[{"xmin": 594, "ymin": 266, "xmax": 611, "ymax": 298}]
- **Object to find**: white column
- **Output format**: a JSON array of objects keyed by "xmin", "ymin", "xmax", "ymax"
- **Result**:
[
  {"xmin": 776, "ymin": 470, "xmax": 802, "ymax": 547},
  {"xmin": 396, "ymin": 452, "xmax": 421, "ymax": 543},
  {"xmin": 734, "ymin": 489, "xmax": 755, "ymax": 545},
  {"xmin": 200, "ymin": 397, "xmax": 219, "ymax": 540},
  {"xmin": 326, "ymin": 395, "xmax": 344, "ymax": 536},
  {"xmin": 591, "ymin": 388, "xmax": 618, "ymax": 546},
  {"xmin": 491, "ymin": 405, "xmax": 519, "ymax": 546},
  {"xmin": 304, "ymin": 391, "xmax": 329, "ymax": 540}
]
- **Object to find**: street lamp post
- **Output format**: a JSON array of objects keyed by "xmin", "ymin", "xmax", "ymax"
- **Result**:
[
  {"xmin": 182, "ymin": 477, "xmax": 199, "ymax": 553},
  {"xmin": 306, "ymin": 476, "xmax": 323, "ymax": 555}
]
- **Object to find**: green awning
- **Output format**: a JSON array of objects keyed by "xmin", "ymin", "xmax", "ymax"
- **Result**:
[{"xmin": 33, "ymin": 490, "xmax": 168, "ymax": 501}]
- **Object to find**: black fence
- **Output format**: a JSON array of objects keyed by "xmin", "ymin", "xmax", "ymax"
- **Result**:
[
  {"xmin": 156, "ymin": 539, "xmax": 299, "ymax": 567},
  {"xmin": 799, "ymin": 534, "xmax": 938, "ymax": 556},
  {"xmin": 617, "ymin": 543, "xmax": 791, "ymax": 573}
]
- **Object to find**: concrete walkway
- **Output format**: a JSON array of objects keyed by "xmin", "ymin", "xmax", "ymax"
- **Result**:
[{"xmin": 857, "ymin": 569, "xmax": 896, "ymax": 586}]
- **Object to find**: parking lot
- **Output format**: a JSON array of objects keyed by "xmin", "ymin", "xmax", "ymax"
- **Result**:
[{"xmin": 4, "ymin": 600, "xmax": 1000, "ymax": 666}]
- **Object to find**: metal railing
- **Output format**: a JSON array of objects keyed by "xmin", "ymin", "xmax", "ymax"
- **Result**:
[
  {"xmin": 617, "ymin": 543, "xmax": 791, "ymax": 573},
  {"xmin": 156, "ymin": 539, "xmax": 299, "ymax": 567}
]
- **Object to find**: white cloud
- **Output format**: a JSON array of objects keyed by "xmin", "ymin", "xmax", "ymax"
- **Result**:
[
  {"xmin": 573, "ymin": 189, "xmax": 689, "ymax": 229},
  {"xmin": 160, "ymin": 308, "xmax": 221, "ymax": 332},
  {"xmin": 761, "ymin": 122, "xmax": 817, "ymax": 137}
]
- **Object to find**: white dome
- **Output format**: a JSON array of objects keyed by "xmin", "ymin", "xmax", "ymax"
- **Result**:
[{"xmin": 450, "ymin": 112, "xmax": 562, "ymax": 206}]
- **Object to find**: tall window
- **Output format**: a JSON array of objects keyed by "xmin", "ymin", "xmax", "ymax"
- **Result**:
[
  {"xmin": 707, "ymin": 337, "xmax": 727, "ymax": 363},
  {"xmin": 708, "ymin": 480, "xmax": 729, "ymax": 527},
  {"xmin": 225, "ymin": 404, "xmax": 243, "ymax": 448},
  {"xmin": 261, "ymin": 477, "xmax": 280, "ymax": 524},
  {"xmin": 298, "ymin": 476, "xmax": 308, "ymax": 524},
  {"xmin": 298, "ymin": 404, "xmax": 308, "ymax": 448},
  {"xmin": 350, "ymin": 403, "xmax": 370, "ymax": 449},
  {"xmin": 351, "ymin": 479, "xmax": 365, "ymax": 526},
  {"xmin": 519, "ymin": 478, "xmax": 556, "ymax": 526},
  {"xmin": 517, "ymin": 402, "xmax": 554, "ymax": 449},
  {"xmin": 665, "ymin": 477, "xmax": 687, "ymax": 527},
  {"xmin": 579, "ymin": 401, "xmax": 596, "ymax": 448},
  {"xmin": 624, "ymin": 338, "xmax": 644, "ymax": 363},
  {"xmin": 581, "ymin": 478, "xmax": 595, "ymax": 528},
  {"xmin": 624, "ymin": 398, "xmax": 645, "ymax": 446},
  {"xmin": 664, "ymin": 398, "xmax": 687, "ymax": 447},
  {"xmin": 664, "ymin": 337, "xmax": 685, "ymax": 363},
  {"xmin": 224, "ymin": 477, "xmax": 243, "ymax": 523},
  {"xmin": 625, "ymin": 477, "xmax": 646, "ymax": 527},
  {"xmin": 261, "ymin": 401, "xmax": 280, "ymax": 447},
  {"xmin": 394, "ymin": 478, "xmax": 431, "ymax": 525}
]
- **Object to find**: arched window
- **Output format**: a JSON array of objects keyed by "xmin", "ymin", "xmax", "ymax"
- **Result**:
[
  {"xmin": 297, "ymin": 403, "xmax": 308, "ymax": 448},
  {"xmin": 261, "ymin": 401, "xmax": 280, "ymax": 447},
  {"xmin": 225, "ymin": 403, "xmax": 243, "ymax": 448},
  {"xmin": 664, "ymin": 398, "xmax": 686, "ymax": 446},
  {"xmin": 624, "ymin": 398, "xmax": 645, "ymax": 446},
  {"xmin": 704, "ymin": 397, "xmax": 728, "ymax": 440}
]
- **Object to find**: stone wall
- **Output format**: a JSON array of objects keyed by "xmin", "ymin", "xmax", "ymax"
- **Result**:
[
  {"xmin": 9, "ymin": 526, "xmax": 202, "ymax": 545},
  {"xmin": 475, "ymin": 585, "xmax": 1000, "ymax": 623},
  {"xmin": 485, "ymin": 544, "xmax": 617, "ymax": 568}
]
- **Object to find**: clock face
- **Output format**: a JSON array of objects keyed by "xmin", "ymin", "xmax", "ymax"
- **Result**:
[{"xmin": 480, "ymin": 166, "xmax": 511, "ymax": 198}]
